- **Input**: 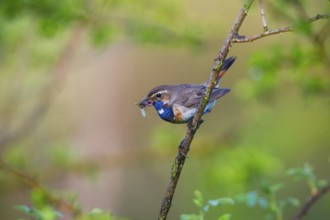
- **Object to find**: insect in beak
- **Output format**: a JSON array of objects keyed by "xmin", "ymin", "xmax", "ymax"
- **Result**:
[{"xmin": 136, "ymin": 97, "xmax": 153, "ymax": 117}]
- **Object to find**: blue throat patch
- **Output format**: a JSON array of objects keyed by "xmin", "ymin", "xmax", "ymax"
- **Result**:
[{"xmin": 153, "ymin": 101, "xmax": 174, "ymax": 122}]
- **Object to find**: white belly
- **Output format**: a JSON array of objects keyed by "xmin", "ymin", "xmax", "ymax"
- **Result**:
[{"xmin": 179, "ymin": 101, "xmax": 216, "ymax": 121}]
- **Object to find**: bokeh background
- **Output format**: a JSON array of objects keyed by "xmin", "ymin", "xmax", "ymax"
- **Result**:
[{"xmin": 0, "ymin": 0, "xmax": 329, "ymax": 219}]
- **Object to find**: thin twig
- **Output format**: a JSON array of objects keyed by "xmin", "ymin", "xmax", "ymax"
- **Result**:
[
  {"xmin": 157, "ymin": 1, "xmax": 256, "ymax": 219},
  {"xmin": 259, "ymin": 0, "xmax": 268, "ymax": 31},
  {"xmin": 234, "ymin": 26, "xmax": 292, "ymax": 43},
  {"xmin": 233, "ymin": 13, "xmax": 330, "ymax": 43},
  {"xmin": 307, "ymin": 14, "xmax": 330, "ymax": 23},
  {"xmin": 292, "ymin": 182, "xmax": 330, "ymax": 220}
]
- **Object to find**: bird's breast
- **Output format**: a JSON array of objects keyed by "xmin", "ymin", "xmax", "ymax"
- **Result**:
[{"xmin": 153, "ymin": 101, "xmax": 175, "ymax": 122}]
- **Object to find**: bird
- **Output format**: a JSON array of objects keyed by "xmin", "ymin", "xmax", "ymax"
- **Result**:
[{"xmin": 137, "ymin": 56, "xmax": 236, "ymax": 124}]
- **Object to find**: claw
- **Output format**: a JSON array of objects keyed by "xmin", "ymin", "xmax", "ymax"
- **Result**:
[
  {"xmin": 178, "ymin": 149, "xmax": 189, "ymax": 158},
  {"xmin": 179, "ymin": 138, "xmax": 186, "ymax": 149},
  {"xmin": 178, "ymin": 138, "xmax": 189, "ymax": 158}
]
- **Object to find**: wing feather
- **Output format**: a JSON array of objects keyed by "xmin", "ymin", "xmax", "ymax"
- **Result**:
[{"xmin": 172, "ymin": 85, "xmax": 230, "ymax": 108}]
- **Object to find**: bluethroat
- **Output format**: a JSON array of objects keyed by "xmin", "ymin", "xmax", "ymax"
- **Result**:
[{"xmin": 138, "ymin": 56, "xmax": 236, "ymax": 124}]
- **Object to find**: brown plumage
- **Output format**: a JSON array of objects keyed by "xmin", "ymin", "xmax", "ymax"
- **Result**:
[
  {"xmin": 138, "ymin": 56, "xmax": 236, "ymax": 123},
  {"xmin": 146, "ymin": 84, "xmax": 230, "ymax": 109}
]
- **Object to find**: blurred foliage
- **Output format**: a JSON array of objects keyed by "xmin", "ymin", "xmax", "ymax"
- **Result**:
[
  {"xmin": 287, "ymin": 164, "xmax": 328, "ymax": 195},
  {"xmin": 151, "ymin": 125, "xmax": 184, "ymax": 155},
  {"xmin": 181, "ymin": 190, "xmax": 234, "ymax": 220},
  {"xmin": 16, "ymin": 205, "xmax": 63, "ymax": 220},
  {"xmin": 0, "ymin": 0, "xmax": 205, "ymax": 219},
  {"xmin": 234, "ymin": 163, "xmax": 329, "ymax": 220},
  {"xmin": 0, "ymin": 0, "xmax": 329, "ymax": 219},
  {"xmin": 15, "ymin": 187, "xmax": 121, "ymax": 220},
  {"xmin": 234, "ymin": 0, "xmax": 330, "ymax": 102},
  {"xmin": 184, "ymin": 164, "xmax": 328, "ymax": 220},
  {"xmin": 235, "ymin": 184, "xmax": 300, "ymax": 220},
  {"xmin": 201, "ymin": 147, "xmax": 284, "ymax": 194},
  {"xmin": 77, "ymin": 209, "xmax": 115, "ymax": 220},
  {"xmin": 241, "ymin": 42, "xmax": 330, "ymax": 101},
  {"xmin": 0, "ymin": 0, "xmax": 203, "ymax": 48},
  {"xmin": 16, "ymin": 205, "xmax": 117, "ymax": 220},
  {"xmin": 0, "ymin": 0, "xmax": 203, "ymax": 125}
]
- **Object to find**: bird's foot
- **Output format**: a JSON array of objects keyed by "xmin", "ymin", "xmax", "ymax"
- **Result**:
[
  {"xmin": 197, "ymin": 119, "xmax": 204, "ymax": 129},
  {"xmin": 179, "ymin": 150, "xmax": 188, "ymax": 158},
  {"xmin": 187, "ymin": 118, "xmax": 204, "ymax": 129},
  {"xmin": 179, "ymin": 138, "xmax": 186, "ymax": 149}
]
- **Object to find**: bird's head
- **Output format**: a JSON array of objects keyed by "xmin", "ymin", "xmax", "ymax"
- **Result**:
[{"xmin": 138, "ymin": 86, "xmax": 172, "ymax": 108}]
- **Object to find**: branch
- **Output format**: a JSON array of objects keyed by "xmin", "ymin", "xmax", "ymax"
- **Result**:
[
  {"xmin": 259, "ymin": 0, "xmax": 268, "ymax": 32},
  {"xmin": 0, "ymin": 159, "xmax": 82, "ymax": 217},
  {"xmin": 158, "ymin": 1, "xmax": 255, "ymax": 219},
  {"xmin": 234, "ymin": 27, "xmax": 292, "ymax": 43},
  {"xmin": 292, "ymin": 182, "xmax": 330, "ymax": 220},
  {"xmin": 233, "ymin": 13, "xmax": 330, "ymax": 43}
]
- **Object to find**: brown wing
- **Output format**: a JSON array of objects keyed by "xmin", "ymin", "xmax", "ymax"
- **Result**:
[
  {"xmin": 169, "ymin": 84, "xmax": 203, "ymax": 108},
  {"xmin": 172, "ymin": 84, "xmax": 230, "ymax": 108},
  {"xmin": 210, "ymin": 88, "xmax": 230, "ymax": 101}
]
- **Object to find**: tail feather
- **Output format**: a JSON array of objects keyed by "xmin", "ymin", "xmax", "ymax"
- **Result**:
[{"xmin": 218, "ymin": 56, "xmax": 236, "ymax": 78}]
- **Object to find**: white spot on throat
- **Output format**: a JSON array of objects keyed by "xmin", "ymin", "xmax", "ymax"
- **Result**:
[{"xmin": 158, "ymin": 108, "xmax": 164, "ymax": 115}]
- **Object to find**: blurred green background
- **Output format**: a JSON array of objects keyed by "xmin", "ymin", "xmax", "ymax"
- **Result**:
[{"xmin": 0, "ymin": 0, "xmax": 329, "ymax": 219}]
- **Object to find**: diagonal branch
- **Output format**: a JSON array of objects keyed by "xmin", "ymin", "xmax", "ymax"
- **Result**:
[
  {"xmin": 0, "ymin": 25, "xmax": 83, "ymax": 152},
  {"xmin": 0, "ymin": 159, "xmax": 82, "ymax": 217},
  {"xmin": 158, "ymin": 1, "xmax": 256, "ymax": 219},
  {"xmin": 233, "ymin": 13, "xmax": 330, "ymax": 43},
  {"xmin": 292, "ymin": 182, "xmax": 330, "ymax": 220},
  {"xmin": 158, "ymin": 2, "xmax": 329, "ymax": 220}
]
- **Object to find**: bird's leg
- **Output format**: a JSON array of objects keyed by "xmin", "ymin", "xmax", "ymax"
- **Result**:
[
  {"xmin": 178, "ymin": 137, "xmax": 189, "ymax": 158},
  {"xmin": 178, "ymin": 150, "xmax": 189, "ymax": 158},
  {"xmin": 187, "ymin": 118, "xmax": 204, "ymax": 129},
  {"xmin": 178, "ymin": 118, "xmax": 204, "ymax": 158},
  {"xmin": 179, "ymin": 137, "xmax": 187, "ymax": 149},
  {"xmin": 187, "ymin": 118, "xmax": 193, "ymax": 129},
  {"xmin": 197, "ymin": 118, "xmax": 204, "ymax": 129}
]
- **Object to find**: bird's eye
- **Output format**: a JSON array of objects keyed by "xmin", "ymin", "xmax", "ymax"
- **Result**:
[{"xmin": 156, "ymin": 93, "xmax": 162, "ymax": 98}]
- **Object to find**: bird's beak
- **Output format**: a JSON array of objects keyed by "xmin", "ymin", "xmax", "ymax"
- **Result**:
[
  {"xmin": 136, "ymin": 97, "xmax": 153, "ymax": 118},
  {"xmin": 137, "ymin": 97, "xmax": 153, "ymax": 108}
]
